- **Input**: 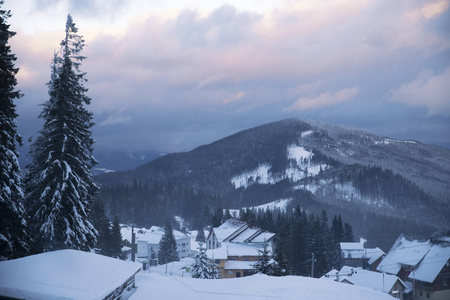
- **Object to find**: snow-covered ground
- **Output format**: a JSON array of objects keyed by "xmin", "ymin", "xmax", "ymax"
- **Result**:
[
  {"xmin": 131, "ymin": 272, "xmax": 394, "ymax": 300},
  {"xmin": 226, "ymin": 198, "xmax": 292, "ymax": 218}
]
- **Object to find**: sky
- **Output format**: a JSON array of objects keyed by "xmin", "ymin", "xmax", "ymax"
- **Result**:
[{"xmin": 4, "ymin": 0, "xmax": 450, "ymax": 154}]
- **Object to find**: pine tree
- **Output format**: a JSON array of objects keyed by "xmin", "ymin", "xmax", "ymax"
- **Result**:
[
  {"xmin": 158, "ymin": 219, "xmax": 179, "ymax": 265},
  {"xmin": 24, "ymin": 14, "xmax": 97, "ymax": 253},
  {"xmin": 191, "ymin": 243, "xmax": 211, "ymax": 279},
  {"xmin": 110, "ymin": 216, "xmax": 123, "ymax": 259},
  {"xmin": 195, "ymin": 228, "xmax": 206, "ymax": 243},
  {"xmin": 343, "ymin": 223, "xmax": 354, "ymax": 242},
  {"xmin": 271, "ymin": 242, "xmax": 290, "ymax": 276},
  {"xmin": 253, "ymin": 241, "xmax": 272, "ymax": 275},
  {"xmin": 0, "ymin": 1, "xmax": 29, "ymax": 260}
]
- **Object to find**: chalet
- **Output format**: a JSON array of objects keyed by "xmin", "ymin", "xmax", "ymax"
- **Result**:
[
  {"xmin": 206, "ymin": 219, "xmax": 276, "ymax": 278},
  {"xmin": 0, "ymin": 249, "xmax": 141, "ymax": 300},
  {"xmin": 340, "ymin": 237, "xmax": 385, "ymax": 270},
  {"xmin": 376, "ymin": 234, "xmax": 432, "ymax": 282},
  {"xmin": 407, "ymin": 238, "xmax": 450, "ymax": 300},
  {"xmin": 135, "ymin": 226, "xmax": 191, "ymax": 267},
  {"xmin": 207, "ymin": 219, "xmax": 276, "ymax": 250}
]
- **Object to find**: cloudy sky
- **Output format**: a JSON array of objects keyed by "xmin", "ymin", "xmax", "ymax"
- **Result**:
[{"xmin": 4, "ymin": 0, "xmax": 450, "ymax": 154}]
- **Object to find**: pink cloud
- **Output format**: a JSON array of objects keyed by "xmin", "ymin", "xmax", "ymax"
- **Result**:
[
  {"xmin": 390, "ymin": 67, "xmax": 450, "ymax": 115},
  {"xmin": 285, "ymin": 87, "xmax": 359, "ymax": 111}
]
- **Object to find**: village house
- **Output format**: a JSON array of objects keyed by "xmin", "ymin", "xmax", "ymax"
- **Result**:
[
  {"xmin": 0, "ymin": 249, "xmax": 141, "ymax": 300},
  {"xmin": 206, "ymin": 219, "xmax": 276, "ymax": 278},
  {"xmin": 376, "ymin": 234, "xmax": 450, "ymax": 300},
  {"xmin": 407, "ymin": 237, "xmax": 450, "ymax": 300},
  {"xmin": 323, "ymin": 266, "xmax": 407, "ymax": 299},
  {"xmin": 340, "ymin": 237, "xmax": 385, "ymax": 270},
  {"xmin": 134, "ymin": 226, "xmax": 191, "ymax": 267}
]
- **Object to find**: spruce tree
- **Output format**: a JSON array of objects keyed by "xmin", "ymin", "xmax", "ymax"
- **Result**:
[
  {"xmin": 110, "ymin": 216, "xmax": 123, "ymax": 259},
  {"xmin": 24, "ymin": 14, "xmax": 97, "ymax": 252},
  {"xmin": 253, "ymin": 241, "xmax": 272, "ymax": 275},
  {"xmin": 195, "ymin": 228, "xmax": 206, "ymax": 243},
  {"xmin": 191, "ymin": 243, "xmax": 211, "ymax": 279},
  {"xmin": 0, "ymin": 1, "xmax": 29, "ymax": 260},
  {"xmin": 158, "ymin": 219, "xmax": 179, "ymax": 265}
]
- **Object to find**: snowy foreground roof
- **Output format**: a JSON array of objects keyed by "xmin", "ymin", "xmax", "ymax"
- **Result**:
[
  {"xmin": 408, "ymin": 242, "xmax": 450, "ymax": 283},
  {"xmin": 377, "ymin": 234, "xmax": 431, "ymax": 275},
  {"xmin": 322, "ymin": 266, "xmax": 406, "ymax": 294},
  {"xmin": 0, "ymin": 250, "xmax": 141, "ymax": 300}
]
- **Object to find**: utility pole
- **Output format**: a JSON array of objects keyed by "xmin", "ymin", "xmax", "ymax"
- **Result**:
[
  {"xmin": 311, "ymin": 253, "xmax": 315, "ymax": 278},
  {"xmin": 131, "ymin": 225, "xmax": 136, "ymax": 262}
]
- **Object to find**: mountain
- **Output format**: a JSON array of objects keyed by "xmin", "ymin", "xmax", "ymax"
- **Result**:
[
  {"xmin": 92, "ymin": 148, "xmax": 165, "ymax": 175},
  {"xmin": 94, "ymin": 119, "xmax": 450, "ymax": 248}
]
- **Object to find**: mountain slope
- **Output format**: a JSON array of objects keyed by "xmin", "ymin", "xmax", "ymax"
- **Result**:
[{"xmin": 95, "ymin": 119, "xmax": 450, "ymax": 233}]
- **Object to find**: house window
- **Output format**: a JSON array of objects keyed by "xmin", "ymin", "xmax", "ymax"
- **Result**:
[
  {"xmin": 244, "ymin": 257, "xmax": 250, "ymax": 261},
  {"xmin": 419, "ymin": 291, "xmax": 423, "ymax": 297},
  {"xmin": 444, "ymin": 279, "xmax": 448, "ymax": 286},
  {"xmin": 426, "ymin": 292, "xmax": 430, "ymax": 299},
  {"xmin": 215, "ymin": 259, "xmax": 220, "ymax": 264}
]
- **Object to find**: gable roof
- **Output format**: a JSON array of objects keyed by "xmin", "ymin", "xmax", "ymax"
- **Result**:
[
  {"xmin": 212, "ymin": 219, "xmax": 248, "ymax": 242},
  {"xmin": 408, "ymin": 242, "xmax": 450, "ymax": 283},
  {"xmin": 0, "ymin": 250, "xmax": 141, "ymax": 300},
  {"xmin": 210, "ymin": 219, "xmax": 275, "ymax": 245},
  {"xmin": 339, "ymin": 266, "xmax": 406, "ymax": 293},
  {"xmin": 377, "ymin": 234, "xmax": 431, "ymax": 275}
]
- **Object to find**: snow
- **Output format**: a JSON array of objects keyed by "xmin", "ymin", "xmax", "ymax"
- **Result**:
[
  {"xmin": 213, "ymin": 219, "xmax": 247, "ymax": 242},
  {"xmin": 408, "ymin": 243, "xmax": 450, "ymax": 283},
  {"xmin": 323, "ymin": 266, "xmax": 406, "ymax": 294},
  {"xmin": 377, "ymin": 235, "xmax": 432, "ymax": 275},
  {"xmin": 301, "ymin": 130, "xmax": 313, "ymax": 137},
  {"xmin": 225, "ymin": 198, "xmax": 292, "ymax": 218},
  {"xmin": 121, "ymin": 225, "xmax": 188, "ymax": 244},
  {"xmin": 130, "ymin": 272, "xmax": 394, "ymax": 300},
  {"xmin": 230, "ymin": 145, "xmax": 328, "ymax": 189},
  {"xmin": 0, "ymin": 250, "xmax": 141, "ymax": 300}
]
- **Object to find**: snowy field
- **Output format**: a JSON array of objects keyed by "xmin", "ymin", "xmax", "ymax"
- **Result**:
[
  {"xmin": 131, "ymin": 272, "xmax": 394, "ymax": 300},
  {"xmin": 130, "ymin": 258, "xmax": 393, "ymax": 300}
]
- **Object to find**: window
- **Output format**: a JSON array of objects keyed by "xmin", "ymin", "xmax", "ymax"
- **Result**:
[
  {"xmin": 419, "ymin": 291, "xmax": 423, "ymax": 297},
  {"xmin": 215, "ymin": 259, "xmax": 220, "ymax": 264},
  {"xmin": 426, "ymin": 292, "xmax": 430, "ymax": 299},
  {"xmin": 444, "ymin": 279, "xmax": 448, "ymax": 286},
  {"xmin": 244, "ymin": 257, "xmax": 250, "ymax": 261}
]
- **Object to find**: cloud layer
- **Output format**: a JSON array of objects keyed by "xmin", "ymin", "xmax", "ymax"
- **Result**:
[{"xmin": 5, "ymin": 0, "xmax": 450, "ymax": 151}]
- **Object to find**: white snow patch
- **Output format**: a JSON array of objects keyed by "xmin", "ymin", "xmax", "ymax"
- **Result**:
[
  {"xmin": 231, "ymin": 146, "xmax": 328, "ymax": 189},
  {"xmin": 301, "ymin": 130, "xmax": 313, "ymax": 137}
]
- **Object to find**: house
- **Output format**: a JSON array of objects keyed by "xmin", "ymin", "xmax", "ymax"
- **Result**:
[
  {"xmin": 135, "ymin": 226, "xmax": 191, "ymax": 267},
  {"xmin": 376, "ymin": 234, "xmax": 432, "ymax": 282},
  {"xmin": 0, "ymin": 249, "xmax": 141, "ymax": 300},
  {"xmin": 207, "ymin": 219, "xmax": 276, "ymax": 250},
  {"xmin": 407, "ymin": 238, "xmax": 450, "ymax": 300},
  {"xmin": 340, "ymin": 237, "xmax": 385, "ymax": 270},
  {"xmin": 205, "ymin": 219, "xmax": 276, "ymax": 278},
  {"xmin": 322, "ymin": 266, "xmax": 407, "ymax": 299}
]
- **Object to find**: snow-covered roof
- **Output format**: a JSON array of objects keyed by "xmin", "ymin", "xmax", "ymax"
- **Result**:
[
  {"xmin": 340, "ymin": 238, "xmax": 366, "ymax": 251},
  {"xmin": 249, "ymin": 231, "xmax": 276, "ymax": 243},
  {"xmin": 212, "ymin": 219, "xmax": 247, "ymax": 242},
  {"xmin": 121, "ymin": 225, "xmax": 189, "ymax": 245},
  {"xmin": 0, "ymin": 250, "xmax": 141, "ymax": 300},
  {"xmin": 225, "ymin": 260, "xmax": 255, "ymax": 270},
  {"xmin": 226, "ymin": 242, "xmax": 265, "ymax": 257},
  {"xmin": 206, "ymin": 245, "xmax": 228, "ymax": 260},
  {"xmin": 408, "ymin": 242, "xmax": 450, "ymax": 283},
  {"xmin": 377, "ymin": 234, "xmax": 431, "ymax": 275},
  {"xmin": 367, "ymin": 248, "xmax": 385, "ymax": 265},
  {"xmin": 206, "ymin": 242, "xmax": 269, "ymax": 260},
  {"xmin": 230, "ymin": 227, "xmax": 260, "ymax": 243},
  {"xmin": 332, "ymin": 266, "xmax": 406, "ymax": 293}
]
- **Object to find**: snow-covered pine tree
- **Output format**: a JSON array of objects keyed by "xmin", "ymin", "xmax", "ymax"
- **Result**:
[
  {"xmin": 24, "ymin": 14, "xmax": 98, "ymax": 253},
  {"xmin": 0, "ymin": 1, "xmax": 29, "ymax": 260},
  {"xmin": 253, "ymin": 241, "xmax": 272, "ymax": 275},
  {"xmin": 191, "ymin": 243, "xmax": 210, "ymax": 279},
  {"xmin": 158, "ymin": 219, "xmax": 179, "ymax": 265},
  {"xmin": 208, "ymin": 257, "xmax": 220, "ymax": 279}
]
